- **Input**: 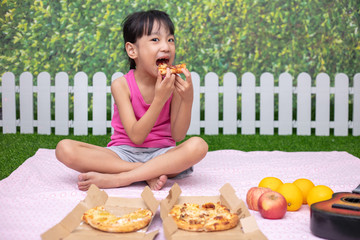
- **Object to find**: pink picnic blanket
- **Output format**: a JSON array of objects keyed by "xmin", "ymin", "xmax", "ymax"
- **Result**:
[{"xmin": 0, "ymin": 148, "xmax": 359, "ymax": 239}]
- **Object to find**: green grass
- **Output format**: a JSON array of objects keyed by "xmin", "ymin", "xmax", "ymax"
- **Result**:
[{"xmin": 1, "ymin": 133, "xmax": 360, "ymax": 180}]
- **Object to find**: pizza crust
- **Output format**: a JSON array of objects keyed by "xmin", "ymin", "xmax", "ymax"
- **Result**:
[
  {"xmin": 82, "ymin": 206, "xmax": 153, "ymax": 233},
  {"xmin": 169, "ymin": 202, "xmax": 239, "ymax": 232}
]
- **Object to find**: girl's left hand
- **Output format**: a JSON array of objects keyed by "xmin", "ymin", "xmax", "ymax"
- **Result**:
[{"xmin": 174, "ymin": 68, "xmax": 193, "ymax": 103}]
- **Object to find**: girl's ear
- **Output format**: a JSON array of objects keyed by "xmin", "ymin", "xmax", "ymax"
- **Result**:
[{"xmin": 125, "ymin": 42, "xmax": 137, "ymax": 59}]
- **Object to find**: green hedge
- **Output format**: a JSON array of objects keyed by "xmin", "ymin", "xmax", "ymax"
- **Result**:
[{"xmin": 1, "ymin": 0, "xmax": 359, "ymax": 84}]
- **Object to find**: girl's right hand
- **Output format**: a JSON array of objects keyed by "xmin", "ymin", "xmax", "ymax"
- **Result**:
[{"xmin": 155, "ymin": 68, "xmax": 175, "ymax": 104}]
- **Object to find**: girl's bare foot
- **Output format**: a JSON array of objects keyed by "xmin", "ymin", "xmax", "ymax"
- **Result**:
[
  {"xmin": 78, "ymin": 172, "xmax": 168, "ymax": 191},
  {"xmin": 77, "ymin": 172, "xmax": 129, "ymax": 191},
  {"xmin": 146, "ymin": 175, "xmax": 168, "ymax": 190}
]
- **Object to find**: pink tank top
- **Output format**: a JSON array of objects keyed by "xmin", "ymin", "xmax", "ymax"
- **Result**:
[{"xmin": 107, "ymin": 70, "xmax": 175, "ymax": 148}]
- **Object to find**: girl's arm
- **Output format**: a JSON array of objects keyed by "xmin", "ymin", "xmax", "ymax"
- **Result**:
[
  {"xmin": 170, "ymin": 68, "xmax": 194, "ymax": 141},
  {"xmin": 111, "ymin": 72, "xmax": 175, "ymax": 145}
]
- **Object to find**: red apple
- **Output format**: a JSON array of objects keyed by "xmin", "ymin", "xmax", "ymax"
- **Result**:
[
  {"xmin": 258, "ymin": 191, "xmax": 287, "ymax": 219},
  {"xmin": 246, "ymin": 187, "xmax": 272, "ymax": 211}
]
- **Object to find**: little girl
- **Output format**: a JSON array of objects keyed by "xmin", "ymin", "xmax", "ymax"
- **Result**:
[{"xmin": 55, "ymin": 10, "xmax": 208, "ymax": 191}]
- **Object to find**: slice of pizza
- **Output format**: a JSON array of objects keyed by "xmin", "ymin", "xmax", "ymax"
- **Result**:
[
  {"xmin": 169, "ymin": 202, "xmax": 239, "ymax": 232},
  {"xmin": 82, "ymin": 206, "xmax": 153, "ymax": 233},
  {"xmin": 158, "ymin": 63, "xmax": 186, "ymax": 75}
]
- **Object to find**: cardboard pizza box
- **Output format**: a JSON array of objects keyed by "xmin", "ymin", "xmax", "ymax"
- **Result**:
[
  {"xmin": 160, "ymin": 183, "xmax": 267, "ymax": 240},
  {"xmin": 41, "ymin": 184, "xmax": 159, "ymax": 240}
]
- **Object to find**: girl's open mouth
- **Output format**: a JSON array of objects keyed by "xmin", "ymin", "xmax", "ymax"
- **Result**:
[{"xmin": 156, "ymin": 58, "xmax": 169, "ymax": 66}]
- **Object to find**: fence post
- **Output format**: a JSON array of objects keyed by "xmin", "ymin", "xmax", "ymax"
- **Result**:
[
  {"xmin": 353, "ymin": 73, "xmax": 360, "ymax": 136},
  {"xmin": 334, "ymin": 73, "xmax": 349, "ymax": 136},
  {"xmin": 223, "ymin": 72, "xmax": 237, "ymax": 134},
  {"xmin": 55, "ymin": 72, "xmax": 69, "ymax": 135},
  {"xmin": 315, "ymin": 73, "xmax": 330, "ymax": 136},
  {"xmin": 241, "ymin": 72, "xmax": 256, "ymax": 134},
  {"xmin": 1, "ymin": 72, "xmax": 16, "ymax": 133},
  {"xmin": 37, "ymin": 72, "xmax": 51, "ymax": 134},
  {"xmin": 297, "ymin": 73, "xmax": 311, "ymax": 135},
  {"xmin": 92, "ymin": 72, "xmax": 107, "ymax": 135},
  {"xmin": 204, "ymin": 72, "xmax": 219, "ymax": 135},
  {"xmin": 19, "ymin": 72, "xmax": 34, "ymax": 134},
  {"xmin": 260, "ymin": 72, "xmax": 274, "ymax": 135},
  {"xmin": 278, "ymin": 72, "xmax": 293, "ymax": 135},
  {"xmin": 188, "ymin": 72, "xmax": 201, "ymax": 135},
  {"xmin": 74, "ymin": 72, "xmax": 88, "ymax": 135}
]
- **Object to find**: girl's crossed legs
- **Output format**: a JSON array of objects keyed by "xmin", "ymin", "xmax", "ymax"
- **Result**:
[{"xmin": 55, "ymin": 137, "xmax": 208, "ymax": 191}]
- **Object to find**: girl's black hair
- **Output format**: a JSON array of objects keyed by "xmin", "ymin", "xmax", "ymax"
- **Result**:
[{"xmin": 122, "ymin": 10, "xmax": 175, "ymax": 69}]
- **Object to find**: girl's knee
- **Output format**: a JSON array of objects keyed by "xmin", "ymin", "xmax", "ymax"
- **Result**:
[
  {"xmin": 187, "ymin": 137, "xmax": 208, "ymax": 158},
  {"xmin": 55, "ymin": 139, "xmax": 74, "ymax": 164}
]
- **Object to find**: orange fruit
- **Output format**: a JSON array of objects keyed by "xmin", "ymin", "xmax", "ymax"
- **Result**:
[
  {"xmin": 293, "ymin": 178, "xmax": 315, "ymax": 204},
  {"xmin": 307, "ymin": 185, "xmax": 334, "ymax": 207},
  {"xmin": 258, "ymin": 177, "xmax": 283, "ymax": 191},
  {"xmin": 276, "ymin": 183, "xmax": 303, "ymax": 211}
]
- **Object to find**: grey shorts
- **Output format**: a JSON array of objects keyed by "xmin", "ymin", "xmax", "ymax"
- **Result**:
[{"xmin": 107, "ymin": 145, "xmax": 193, "ymax": 179}]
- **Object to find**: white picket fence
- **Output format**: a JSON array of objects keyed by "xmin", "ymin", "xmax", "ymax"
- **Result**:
[{"xmin": 1, "ymin": 71, "xmax": 360, "ymax": 136}]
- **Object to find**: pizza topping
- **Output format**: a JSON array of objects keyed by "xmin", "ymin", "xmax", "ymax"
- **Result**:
[
  {"xmin": 169, "ymin": 202, "xmax": 239, "ymax": 232},
  {"xmin": 202, "ymin": 202, "xmax": 216, "ymax": 209},
  {"xmin": 214, "ymin": 215, "xmax": 224, "ymax": 220}
]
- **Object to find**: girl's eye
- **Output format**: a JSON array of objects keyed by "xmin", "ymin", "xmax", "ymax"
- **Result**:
[
  {"xmin": 168, "ymin": 38, "xmax": 175, "ymax": 43},
  {"xmin": 151, "ymin": 38, "xmax": 159, "ymax": 42}
]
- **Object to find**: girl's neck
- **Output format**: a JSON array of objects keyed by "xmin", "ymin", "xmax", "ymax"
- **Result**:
[
  {"xmin": 133, "ymin": 68, "xmax": 157, "ymax": 86},
  {"xmin": 133, "ymin": 68, "xmax": 156, "ymax": 105}
]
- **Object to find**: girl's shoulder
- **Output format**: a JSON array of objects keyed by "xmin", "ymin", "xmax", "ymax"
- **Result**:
[
  {"xmin": 112, "ymin": 75, "xmax": 126, "ymax": 84},
  {"xmin": 111, "ymin": 70, "xmax": 134, "ymax": 87},
  {"xmin": 111, "ymin": 76, "xmax": 130, "ymax": 96},
  {"xmin": 111, "ymin": 75, "xmax": 127, "ymax": 88}
]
